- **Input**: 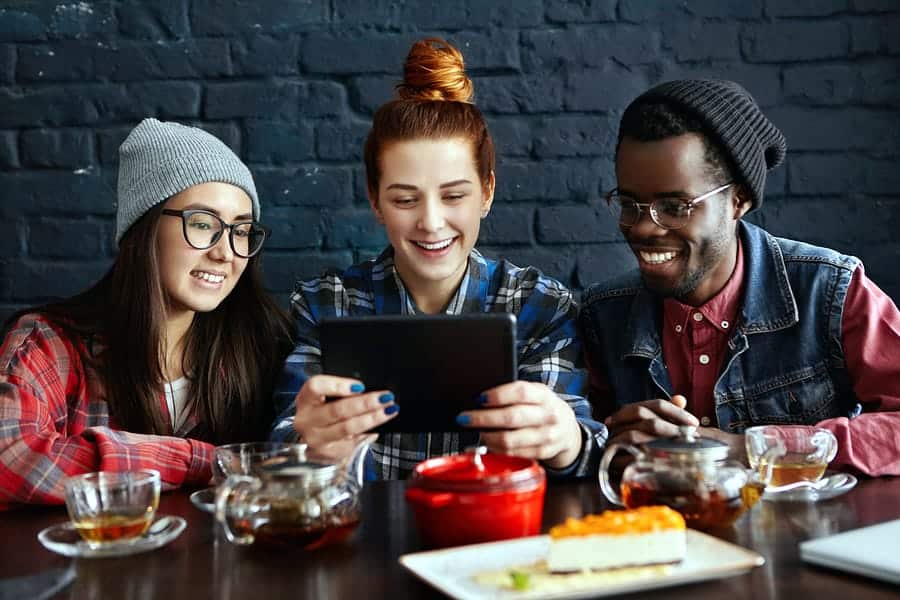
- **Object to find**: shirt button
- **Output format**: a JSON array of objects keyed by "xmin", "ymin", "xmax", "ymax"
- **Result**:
[
  {"xmin": 699, "ymin": 354, "xmax": 710, "ymax": 365},
  {"xmin": 675, "ymin": 324, "xmax": 683, "ymax": 333},
  {"xmin": 721, "ymin": 320, "xmax": 729, "ymax": 329},
  {"xmin": 693, "ymin": 312, "xmax": 704, "ymax": 322},
  {"xmin": 700, "ymin": 416, "xmax": 711, "ymax": 426}
]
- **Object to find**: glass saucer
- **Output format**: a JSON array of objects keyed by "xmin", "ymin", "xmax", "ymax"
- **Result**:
[
  {"xmin": 762, "ymin": 472, "xmax": 857, "ymax": 503},
  {"xmin": 189, "ymin": 487, "xmax": 216, "ymax": 514},
  {"xmin": 38, "ymin": 515, "xmax": 186, "ymax": 558}
]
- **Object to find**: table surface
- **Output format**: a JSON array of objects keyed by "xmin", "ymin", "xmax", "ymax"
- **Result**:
[{"xmin": 2, "ymin": 476, "xmax": 899, "ymax": 599}]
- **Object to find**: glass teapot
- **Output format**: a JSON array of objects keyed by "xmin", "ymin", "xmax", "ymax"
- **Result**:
[
  {"xmin": 214, "ymin": 440, "xmax": 369, "ymax": 549},
  {"xmin": 599, "ymin": 426, "xmax": 775, "ymax": 530}
]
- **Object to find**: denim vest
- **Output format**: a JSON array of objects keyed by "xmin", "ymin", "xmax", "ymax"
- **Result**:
[{"xmin": 579, "ymin": 221, "xmax": 862, "ymax": 432}]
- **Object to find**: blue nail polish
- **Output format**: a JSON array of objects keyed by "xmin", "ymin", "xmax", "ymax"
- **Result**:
[
  {"xmin": 379, "ymin": 393, "xmax": 394, "ymax": 404},
  {"xmin": 384, "ymin": 404, "xmax": 399, "ymax": 415},
  {"xmin": 477, "ymin": 393, "xmax": 488, "ymax": 406},
  {"xmin": 456, "ymin": 414, "xmax": 471, "ymax": 426},
  {"xmin": 350, "ymin": 383, "xmax": 365, "ymax": 393}
]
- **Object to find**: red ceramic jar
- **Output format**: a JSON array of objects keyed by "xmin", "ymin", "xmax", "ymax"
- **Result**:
[{"xmin": 405, "ymin": 449, "xmax": 546, "ymax": 548}]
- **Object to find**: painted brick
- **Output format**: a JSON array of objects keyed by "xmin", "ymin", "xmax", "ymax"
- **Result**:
[
  {"xmin": 496, "ymin": 159, "xmax": 610, "ymax": 204},
  {"xmin": 0, "ymin": 130, "xmax": 17, "ymax": 168},
  {"xmin": 859, "ymin": 61, "xmax": 900, "ymax": 106},
  {"xmin": 264, "ymin": 207, "xmax": 324, "ymax": 250},
  {"xmin": 245, "ymin": 120, "xmax": 314, "ymax": 164},
  {"xmin": 851, "ymin": 16, "xmax": 900, "ymax": 55},
  {"xmin": 21, "ymin": 128, "xmax": 94, "ymax": 168},
  {"xmin": 117, "ymin": 0, "xmax": 188, "ymax": 39},
  {"xmin": 396, "ymin": 0, "xmax": 544, "ymax": 28},
  {"xmin": 523, "ymin": 26, "xmax": 660, "ymax": 71},
  {"xmin": 0, "ymin": 85, "xmax": 126, "ymax": 128},
  {"xmin": 768, "ymin": 107, "xmax": 900, "ymax": 153},
  {"xmin": 622, "ymin": 0, "xmax": 763, "ymax": 20},
  {"xmin": 565, "ymin": 66, "xmax": 653, "ymax": 112},
  {"xmin": 489, "ymin": 117, "xmax": 534, "ymax": 157},
  {"xmin": 783, "ymin": 65, "xmax": 859, "ymax": 105},
  {"xmin": 126, "ymin": 81, "xmax": 202, "ymax": 119},
  {"xmin": 545, "ymin": 0, "xmax": 617, "ymax": 23},
  {"xmin": 862, "ymin": 158, "xmax": 900, "ymax": 192},
  {"xmin": 29, "ymin": 218, "xmax": 109, "ymax": 259},
  {"xmin": 316, "ymin": 119, "xmax": 368, "ymax": 161},
  {"xmin": 253, "ymin": 166, "xmax": 354, "ymax": 208},
  {"xmin": 765, "ymin": 162, "xmax": 788, "ymax": 196},
  {"xmin": 853, "ymin": 0, "xmax": 900, "ymax": 12},
  {"xmin": 96, "ymin": 126, "xmax": 132, "ymax": 165},
  {"xmin": 205, "ymin": 81, "xmax": 300, "ymax": 120},
  {"xmin": 479, "ymin": 205, "xmax": 533, "ymax": 245},
  {"xmin": 0, "ymin": 259, "xmax": 112, "ymax": 301},
  {"xmin": 536, "ymin": 205, "xmax": 620, "ymax": 243},
  {"xmin": 48, "ymin": 1, "xmax": 115, "ymax": 39},
  {"xmin": 333, "ymin": 0, "xmax": 395, "ymax": 25},
  {"xmin": 767, "ymin": 0, "xmax": 850, "ymax": 16},
  {"xmin": 475, "ymin": 74, "xmax": 564, "ymax": 114},
  {"xmin": 0, "ymin": 170, "xmax": 115, "ymax": 217},
  {"xmin": 348, "ymin": 76, "xmax": 395, "ymax": 115},
  {"xmin": 0, "ymin": 7, "xmax": 45, "ymax": 42},
  {"xmin": 483, "ymin": 246, "xmax": 577, "ymax": 286},
  {"xmin": 197, "ymin": 122, "xmax": 242, "ymax": 154},
  {"xmin": 663, "ymin": 23, "xmax": 740, "ymax": 62},
  {"xmin": 788, "ymin": 154, "xmax": 861, "ymax": 194},
  {"xmin": 742, "ymin": 23, "xmax": 849, "ymax": 62},
  {"xmin": 0, "ymin": 44, "xmax": 14, "ymax": 83},
  {"xmin": 576, "ymin": 243, "xmax": 637, "ymax": 288},
  {"xmin": 95, "ymin": 39, "xmax": 231, "ymax": 81},
  {"xmin": 533, "ymin": 115, "xmax": 618, "ymax": 159},
  {"xmin": 450, "ymin": 30, "xmax": 520, "ymax": 71},
  {"xmin": 301, "ymin": 82, "xmax": 347, "ymax": 118},
  {"xmin": 300, "ymin": 33, "xmax": 412, "ymax": 74},
  {"xmin": 18, "ymin": 42, "xmax": 95, "ymax": 82},
  {"xmin": 324, "ymin": 209, "xmax": 388, "ymax": 249},
  {"xmin": 231, "ymin": 35, "xmax": 299, "ymax": 76},
  {"xmin": 762, "ymin": 196, "xmax": 900, "ymax": 246},
  {"xmin": 191, "ymin": 0, "xmax": 328, "ymax": 35},
  {"xmin": 261, "ymin": 251, "xmax": 355, "ymax": 293},
  {"xmin": 0, "ymin": 219, "xmax": 23, "ymax": 257}
]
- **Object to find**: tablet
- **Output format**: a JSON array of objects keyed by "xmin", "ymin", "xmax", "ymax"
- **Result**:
[{"xmin": 320, "ymin": 313, "xmax": 517, "ymax": 433}]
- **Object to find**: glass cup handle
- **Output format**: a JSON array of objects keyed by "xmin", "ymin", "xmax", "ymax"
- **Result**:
[
  {"xmin": 756, "ymin": 444, "xmax": 783, "ymax": 486},
  {"xmin": 215, "ymin": 475, "xmax": 262, "ymax": 545},
  {"xmin": 598, "ymin": 443, "xmax": 642, "ymax": 506}
]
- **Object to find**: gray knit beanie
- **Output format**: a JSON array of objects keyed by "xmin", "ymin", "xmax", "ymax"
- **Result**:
[
  {"xmin": 628, "ymin": 79, "xmax": 787, "ymax": 211},
  {"xmin": 116, "ymin": 118, "xmax": 259, "ymax": 245}
]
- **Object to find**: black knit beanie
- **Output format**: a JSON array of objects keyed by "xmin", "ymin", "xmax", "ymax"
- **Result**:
[{"xmin": 629, "ymin": 79, "xmax": 787, "ymax": 211}]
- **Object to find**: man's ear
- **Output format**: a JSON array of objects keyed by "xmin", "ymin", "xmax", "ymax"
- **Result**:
[
  {"xmin": 368, "ymin": 187, "xmax": 385, "ymax": 224},
  {"xmin": 732, "ymin": 185, "xmax": 753, "ymax": 220}
]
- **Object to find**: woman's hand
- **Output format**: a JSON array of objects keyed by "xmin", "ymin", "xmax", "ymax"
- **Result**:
[
  {"xmin": 456, "ymin": 381, "xmax": 583, "ymax": 470},
  {"xmin": 292, "ymin": 375, "xmax": 398, "ymax": 462}
]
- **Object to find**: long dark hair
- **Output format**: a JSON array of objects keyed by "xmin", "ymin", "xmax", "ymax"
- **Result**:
[{"xmin": 8, "ymin": 203, "xmax": 294, "ymax": 444}]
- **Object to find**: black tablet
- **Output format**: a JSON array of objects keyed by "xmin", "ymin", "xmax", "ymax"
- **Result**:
[{"xmin": 320, "ymin": 313, "xmax": 517, "ymax": 433}]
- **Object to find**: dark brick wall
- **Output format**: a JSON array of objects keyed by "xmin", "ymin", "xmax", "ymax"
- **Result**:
[{"xmin": 1, "ymin": 0, "xmax": 899, "ymax": 321}]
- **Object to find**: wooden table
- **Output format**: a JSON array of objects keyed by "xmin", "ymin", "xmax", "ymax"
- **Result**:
[{"xmin": 2, "ymin": 476, "xmax": 899, "ymax": 599}]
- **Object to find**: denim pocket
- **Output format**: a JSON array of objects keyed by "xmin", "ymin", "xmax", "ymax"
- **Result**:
[{"xmin": 743, "ymin": 363, "xmax": 838, "ymax": 426}]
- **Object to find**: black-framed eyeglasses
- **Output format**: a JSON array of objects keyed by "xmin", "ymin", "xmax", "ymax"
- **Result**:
[
  {"xmin": 604, "ymin": 182, "xmax": 733, "ymax": 230},
  {"xmin": 161, "ymin": 209, "xmax": 269, "ymax": 258}
]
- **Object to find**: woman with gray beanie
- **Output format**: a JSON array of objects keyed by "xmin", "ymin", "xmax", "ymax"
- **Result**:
[{"xmin": 0, "ymin": 119, "xmax": 293, "ymax": 508}]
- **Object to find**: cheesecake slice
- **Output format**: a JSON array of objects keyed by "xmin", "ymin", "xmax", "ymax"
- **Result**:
[{"xmin": 547, "ymin": 506, "xmax": 686, "ymax": 573}]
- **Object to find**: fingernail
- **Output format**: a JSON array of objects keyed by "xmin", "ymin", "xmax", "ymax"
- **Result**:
[
  {"xmin": 477, "ymin": 393, "xmax": 488, "ymax": 406},
  {"xmin": 456, "ymin": 414, "xmax": 471, "ymax": 426},
  {"xmin": 350, "ymin": 383, "xmax": 365, "ymax": 393},
  {"xmin": 384, "ymin": 404, "xmax": 399, "ymax": 415},
  {"xmin": 379, "ymin": 393, "xmax": 394, "ymax": 404}
]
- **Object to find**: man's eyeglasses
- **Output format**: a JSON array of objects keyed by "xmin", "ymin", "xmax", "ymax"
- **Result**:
[
  {"xmin": 161, "ymin": 209, "xmax": 269, "ymax": 258},
  {"xmin": 605, "ymin": 182, "xmax": 733, "ymax": 230}
]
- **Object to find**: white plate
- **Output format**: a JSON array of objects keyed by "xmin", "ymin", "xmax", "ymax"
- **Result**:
[
  {"xmin": 400, "ymin": 530, "xmax": 764, "ymax": 600},
  {"xmin": 763, "ymin": 472, "xmax": 857, "ymax": 503},
  {"xmin": 190, "ymin": 487, "xmax": 216, "ymax": 514},
  {"xmin": 38, "ymin": 515, "xmax": 186, "ymax": 558}
]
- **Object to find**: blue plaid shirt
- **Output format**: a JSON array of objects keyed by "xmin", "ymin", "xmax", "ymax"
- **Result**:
[{"xmin": 271, "ymin": 247, "xmax": 607, "ymax": 480}]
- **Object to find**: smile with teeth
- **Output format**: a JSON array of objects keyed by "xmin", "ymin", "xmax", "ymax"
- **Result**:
[
  {"xmin": 192, "ymin": 270, "xmax": 225, "ymax": 284},
  {"xmin": 639, "ymin": 250, "xmax": 679, "ymax": 264},
  {"xmin": 413, "ymin": 238, "xmax": 455, "ymax": 251}
]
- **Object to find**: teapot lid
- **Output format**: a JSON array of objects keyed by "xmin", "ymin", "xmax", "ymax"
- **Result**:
[
  {"xmin": 645, "ymin": 426, "xmax": 729, "ymax": 461},
  {"xmin": 409, "ymin": 447, "xmax": 544, "ymax": 493},
  {"xmin": 257, "ymin": 456, "xmax": 338, "ymax": 486}
]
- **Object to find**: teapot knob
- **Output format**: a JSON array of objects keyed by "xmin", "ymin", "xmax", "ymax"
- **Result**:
[
  {"xmin": 465, "ymin": 445, "xmax": 488, "ymax": 472},
  {"xmin": 679, "ymin": 425, "xmax": 698, "ymax": 442}
]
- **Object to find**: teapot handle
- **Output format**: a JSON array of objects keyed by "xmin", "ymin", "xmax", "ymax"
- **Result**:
[
  {"xmin": 215, "ymin": 475, "xmax": 263, "ymax": 545},
  {"xmin": 598, "ymin": 443, "xmax": 642, "ymax": 506}
]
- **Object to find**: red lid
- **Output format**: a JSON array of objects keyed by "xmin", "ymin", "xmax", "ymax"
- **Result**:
[{"xmin": 409, "ymin": 448, "xmax": 545, "ymax": 493}]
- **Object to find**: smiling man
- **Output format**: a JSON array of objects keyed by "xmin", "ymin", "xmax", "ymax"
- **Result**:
[{"xmin": 579, "ymin": 79, "xmax": 900, "ymax": 476}]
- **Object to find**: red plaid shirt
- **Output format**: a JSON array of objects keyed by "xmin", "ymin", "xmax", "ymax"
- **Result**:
[{"xmin": 0, "ymin": 314, "xmax": 213, "ymax": 510}]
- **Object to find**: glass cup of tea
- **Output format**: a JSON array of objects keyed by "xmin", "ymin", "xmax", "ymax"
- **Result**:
[
  {"xmin": 213, "ymin": 442, "xmax": 306, "ymax": 482},
  {"xmin": 64, "ymin": 470, "xmax": 161, "ymax": 548},
  {"xmin": 745, "ymin": 425, "xmax": 838, "ymax": 487}
]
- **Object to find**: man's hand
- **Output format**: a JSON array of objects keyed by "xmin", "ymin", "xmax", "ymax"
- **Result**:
[
  {"xmin": 697, "ymin": 427, "xmax": 748, "ymax": 465},
  {"xmin": 605, "ymin": 394, "xmax": 699, "ymax": 445},
  {"xmin": 456, "ymin": 381, "xmax": 583, "ymax": 470}
]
